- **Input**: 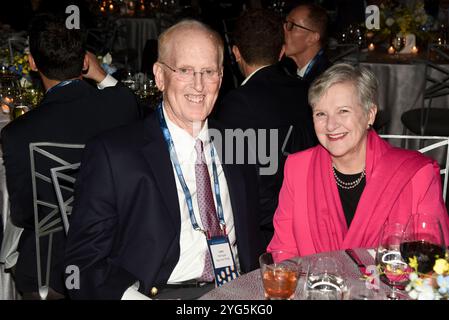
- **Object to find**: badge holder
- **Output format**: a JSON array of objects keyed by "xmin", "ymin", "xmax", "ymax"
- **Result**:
[{"xmin": 206, "ymin": 235, "xmax": 239, "ymax": 287}]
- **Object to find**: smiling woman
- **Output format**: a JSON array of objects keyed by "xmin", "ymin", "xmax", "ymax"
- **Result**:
[{"xmin": 267, "ymin": 63, "xmax": 449, "ymax": 257}]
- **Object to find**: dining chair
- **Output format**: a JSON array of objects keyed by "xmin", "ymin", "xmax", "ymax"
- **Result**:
[
  {"xmin": 30, "ymin": 142, "xmax": 84, "ymax": 299},
  {"xmin": 379, "ymin": 134, "xmax": 449, "ymax": 202},
  {"xmin": 401, "ymin": 45, "xmax": 449, "ymax": 137},
  {"xmin": 50, "ymin": 163, "xmax": 81, "ymax": 236}
]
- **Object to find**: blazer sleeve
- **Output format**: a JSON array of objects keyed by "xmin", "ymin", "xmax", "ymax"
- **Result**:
[
  {"xmin": 267, "ymin": 156, "xmax": 300, "ymax": 255},
  {"xmin": 64, "ymin": 138, "xmax": 137, "ymax": 299},
  {"xmin": 411, "ymin": 162, "xmax": 449, "ymax": 244}
]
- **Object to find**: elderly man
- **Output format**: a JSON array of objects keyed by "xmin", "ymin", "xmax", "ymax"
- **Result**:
[
  {"xmin": 281, "ymin": 3, "xmax": 332, "ymax": 86},
  {"xmin": 64, "ymin": 20, "xmax": 263, "ymax": 300},
  {"xmin": 215, "ymin": 9, "xmax": 317, "ymax": 247}
]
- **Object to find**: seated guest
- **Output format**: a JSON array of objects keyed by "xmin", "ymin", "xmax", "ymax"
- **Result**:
[
  {"xmin": 215, "ymin": 9, "xmax": 317, "ymax": 247},
  {"xmin": 1, "ymin": 13, "xmax": 141, "ymax": 299},
  {"xmin": 280, "ymin": 3, "xmax": 332, "ymax": 87},
  {"xmin": 268, "ymin": 63, "xmax": 449, "ymax": 256},
  {"xmin": 64, "ymin": 19, "xmax": 263, "ymax": 300}
]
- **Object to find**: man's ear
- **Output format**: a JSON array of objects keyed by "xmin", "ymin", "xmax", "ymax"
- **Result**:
[
  {"xmin": 309, "ymin": 31, "xmax": 320, "ymax": 46},
  {"xmin": 153, "ymin": 62, "xmax": 165, "ymax": 91},
  {"xmin": 82, "ymin": 53, "xmax": 89, "ymax": 73},
  {"xmin": 232, "ymin": 45, "xmax": 241, "ymax": 63},
  {"xmin": 28, "ymin": 54, "xmax": 38, "ymax": 72}
]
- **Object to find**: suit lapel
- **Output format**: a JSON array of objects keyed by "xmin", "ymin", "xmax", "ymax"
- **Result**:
[{"xmin": 141, "ymin": 114, "xmax": 181, "ymax": 229}]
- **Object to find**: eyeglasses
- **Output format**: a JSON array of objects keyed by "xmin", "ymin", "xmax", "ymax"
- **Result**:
[
  {"xmin": 284, "ymin": 20, "xmax": 316, "ymax": 33},
  {"xmin": 158, "ymin": 61, "xmax": 222, "ymax": 83}
]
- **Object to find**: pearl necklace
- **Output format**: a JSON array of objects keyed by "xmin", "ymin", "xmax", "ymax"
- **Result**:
[{"xmin": 332, "ymin": 166, "xmax": 366, "ymax": 190}]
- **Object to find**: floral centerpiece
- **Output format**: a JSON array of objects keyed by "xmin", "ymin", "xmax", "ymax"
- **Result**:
[
  {"xmin": 376, "ymin": 0, "xmax": 438, "ymax": 47},
  {"xmin": 405, "ymin": 253, "xmax": 449, "ymax": 300}
]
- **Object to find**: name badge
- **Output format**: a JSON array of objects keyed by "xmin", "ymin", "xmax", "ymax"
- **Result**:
[{"xmin": 207, "ymin": 235, "xmax": 239, "ymax": 286}]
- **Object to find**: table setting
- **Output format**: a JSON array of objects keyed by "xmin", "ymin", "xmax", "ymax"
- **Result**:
[{"xmin": 200, "ymin": 213, "xmax": 449, "ymax": 301}]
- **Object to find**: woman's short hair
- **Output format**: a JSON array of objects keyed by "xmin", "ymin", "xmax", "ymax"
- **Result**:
[{"xmin": 308, "ymin": 63, "xmax": 379, "ymax": 113}]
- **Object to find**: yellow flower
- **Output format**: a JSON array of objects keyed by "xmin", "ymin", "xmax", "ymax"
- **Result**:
[
  {"xmin": 434, "ymin": 259, "xmax": 449, "ymax": 275},
  {"xmin": 409, "ymin": 256, "xmax": 419, "ymax": 271}
]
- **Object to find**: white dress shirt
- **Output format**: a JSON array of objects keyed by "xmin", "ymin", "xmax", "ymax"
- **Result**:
[
  {"xmin": 240, "ymin": 65, "xmax": 270, "ymax": 86},
  {"xmin": 97, "ymin": 74, "xmax": 118, "ymax": 89},
  {"xmin": 297, "ymin": 59, "xmax": 312, "ymax": 78}
]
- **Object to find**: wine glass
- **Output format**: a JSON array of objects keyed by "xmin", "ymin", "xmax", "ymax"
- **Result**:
[
  {"xmin": 376, "ymin": 222, "xmax": 409, "ymax": 300},
  {"xmin": 401, "ymin": 213, "xmax": 446, "ymax": 274},
  {"xmin": 392, "ymin": 36, "xmax": 404, "ymax": 54}
]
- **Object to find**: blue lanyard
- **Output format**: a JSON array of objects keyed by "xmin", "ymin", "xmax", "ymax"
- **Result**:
[
  {"xmin": 303, "ymin": 49, "xmax": 324, "ymax": 78},
  {"xmin": 156, "ymin": 103, "xmax": 226, "ymax": 234},
  {"xmin": 46, "ymin": 79, "xmax": 81, "ymax": 94}
]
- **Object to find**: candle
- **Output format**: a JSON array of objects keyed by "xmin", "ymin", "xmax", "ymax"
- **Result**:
[
  {"xmin": 388, "ymin": 46, "xmax": 395, "ymax": 54},
  {"xmin": 368, "ymin": 43, "xmax": 375, "ymax": 51},
  {"xmin": 411, "ymin": 46, "xmax": 418, "ymax": 54},
  {"xmin": 109, "ymin": 3, "xmax": 114, "ymax": 11},
  {"xmin": 100, "ymin": 6, "xmax": 105, "ymax": 12}
]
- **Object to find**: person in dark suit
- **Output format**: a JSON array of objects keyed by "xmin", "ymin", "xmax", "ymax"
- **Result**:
[
  {"xmin": 0, "ymin": 13, "xmax": 141, "ymax": 299},
  {"xmin": 280, "ymin": 2, "xmax": 332, "ymax": 88},
  {"xmin": 64, "ymin": 19, "xmax": 263, "ymax": 300},
  {"xmin": 215, "ymin": 9, "xmax": 317, "ymax": 247}
]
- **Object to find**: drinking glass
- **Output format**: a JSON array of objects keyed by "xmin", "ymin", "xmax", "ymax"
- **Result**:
[
  {"xmin": 401, "ymin": 213, "xmax": 446, "ymax": 274},
  {"xmin": 376, "ymin": 222, "xmax": 409, "ymax": 300},
  {"xmin": 304, "ymin": 256, "xmax": 348, "ymax": 300},
  {"xmin": 259, "ymin": 251, "xmax": 301, "ymax": 300},
  {"xmin": 393, "ymin": 36, "xmax": 404, "ymax": 54}
]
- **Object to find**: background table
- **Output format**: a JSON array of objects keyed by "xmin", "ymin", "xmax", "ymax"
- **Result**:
[
  {"xmin": 360, "ymin": 61, "xmax": 449, "ymax": 135},
  {"xmin": 199, "ymin": 248, "xmax": 407, "ymax": 300}
]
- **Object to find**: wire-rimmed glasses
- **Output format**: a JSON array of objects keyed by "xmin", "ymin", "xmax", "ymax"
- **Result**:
[{"xmin": 158, "ymin": 61, "xmax": 222, "ymax": 83}]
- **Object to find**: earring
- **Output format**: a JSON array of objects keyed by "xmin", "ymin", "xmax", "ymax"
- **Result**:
[{"xmin": 368, "ymin": 123, "xmax": 373, "ymax": 130}]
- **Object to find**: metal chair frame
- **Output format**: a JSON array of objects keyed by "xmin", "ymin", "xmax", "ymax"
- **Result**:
[
  {"xmin": 30, "ymin": 142, "xmax": 84, "ymax": 299},
  {"xmin": 380, "ymin": 134, "xmax": 449, "ymax": 202}
]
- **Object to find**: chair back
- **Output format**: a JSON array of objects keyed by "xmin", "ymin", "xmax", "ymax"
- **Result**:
[
  {"xmin": 50, "ymin": 163, "xmax": 81, "ymax": 235},
  {"xmin": 29, "ymin": 142, "xmax": 84, "ymax": 299},
  {"xmin": 424, "ymin": 44, "xmax": 449, "ymax": 100},
  {"xmin": 380, "ymin": 134, "xmax": 449, "ymax": 202}
]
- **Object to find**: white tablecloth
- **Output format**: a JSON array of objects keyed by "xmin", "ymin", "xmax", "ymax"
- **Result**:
[
  {"xmin": 361, "ymin": 62, "xmax": 449, "ymax": 135},
  {"xmin": 199, "ymin": 248, "xmax": 406, "ymax": 300}
]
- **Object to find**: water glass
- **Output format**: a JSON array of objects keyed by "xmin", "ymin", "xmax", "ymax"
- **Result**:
[{"xmin": 304, "ymin": 256, "xmax": 348, "ymax": 300}]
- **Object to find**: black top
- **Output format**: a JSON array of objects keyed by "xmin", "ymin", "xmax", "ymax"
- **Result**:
[{"xmin": 334, "ymin": 168, "xmax": 366, "ymax": 228}]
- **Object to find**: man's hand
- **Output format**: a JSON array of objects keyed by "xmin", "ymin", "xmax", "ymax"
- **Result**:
[{"xmin": 82, "ymin": 51, "xmax": 107, "ymax": 83}]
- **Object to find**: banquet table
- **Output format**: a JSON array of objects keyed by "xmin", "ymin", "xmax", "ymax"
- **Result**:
[{"xmin": 199, "ymin": 248, "xmax": 409, "ymax": 300}]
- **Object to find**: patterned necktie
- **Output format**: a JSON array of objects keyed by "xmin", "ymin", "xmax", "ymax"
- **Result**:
[{"xmin": 195, "ymin": 139, "xmax": 221, "ymax": 282}]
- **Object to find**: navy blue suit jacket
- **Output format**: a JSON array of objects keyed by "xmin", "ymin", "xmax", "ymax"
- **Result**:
[{"xmin": 65, "ymin": 111, "xmax": 263, "ymax": 299}]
